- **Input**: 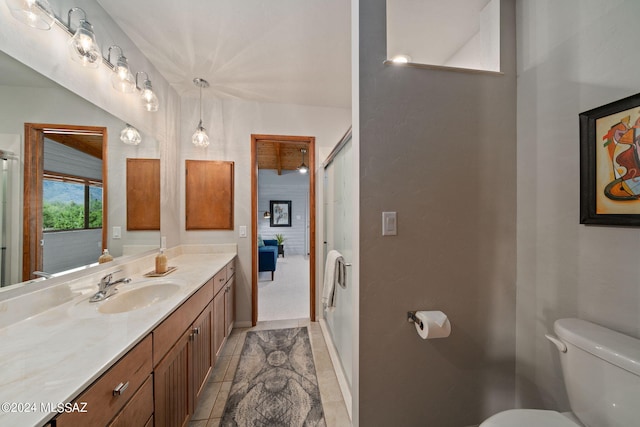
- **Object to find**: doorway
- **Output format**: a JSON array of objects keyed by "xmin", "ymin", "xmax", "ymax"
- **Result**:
[
  {"xmin": 251, "ymin": 134, "xmax": 316, "ymax": 326},
  {"xmin": 23, "ymin": 123, "xmax": 107, "ymax": 281}
]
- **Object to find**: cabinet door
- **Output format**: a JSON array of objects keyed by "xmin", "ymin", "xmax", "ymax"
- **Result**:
[
  {"xmin": 213, "ymin": 290, "xmax": 226, "ymax": 358},
  {"xmin": 154, "ymin": 329, "xmax": 191, "ymax": 427},
  {"xmin": 191, "ymin": 303, "xmax": 213, "ymax": 411},
  {"xmin": 185, "ymin": 160, "xmax": 234, "ymax": 230},
  {"xmin": 225, "ymin": 276, "xmax": 235, "ymax": 337}
]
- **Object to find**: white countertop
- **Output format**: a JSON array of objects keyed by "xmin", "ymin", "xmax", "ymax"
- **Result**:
[{"xmin": 0, "ymin": 251, "xmax": 235, "ymax": 427}]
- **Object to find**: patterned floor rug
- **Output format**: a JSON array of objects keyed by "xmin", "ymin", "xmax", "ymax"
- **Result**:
[{"xmin": 221, "ymin": 327, "xmax": 326, "ymax": 426}]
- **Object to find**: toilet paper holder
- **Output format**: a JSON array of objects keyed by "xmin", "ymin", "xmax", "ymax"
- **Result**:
[{"xmin": 407, "ymin": 311, "xmax": 424, "ymax": 330}]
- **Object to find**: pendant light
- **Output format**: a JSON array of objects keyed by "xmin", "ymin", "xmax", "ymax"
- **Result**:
[
  {"xmin": 5, "ymin": 0, "xmax": 55, "ymax": 30},
  {"xmin": 192, "ymin": 77, "xmax": 210, "ymax": 148},
  {"xmin": 120, "ymin": 124, "xmax": 141, "ymax": 145},
  {"xmin": 297, "ymin": 148, "xmax": 308, "ymax": 174},
  {"xmin": 136, "ymin": 72, "xmax": 159, "ymax": 112},
  {"xmin": 67, "ymin": 8, "xmax": 101, "ymax": 68},
  {"xmin": 108, "ymin": 46, "xmax": 135, "ymax": 93}
]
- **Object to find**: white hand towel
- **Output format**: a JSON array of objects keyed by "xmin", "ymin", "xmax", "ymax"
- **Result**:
[{"xmin": 322, "ymin": 250, "xmax": 343, "ymax": 308}]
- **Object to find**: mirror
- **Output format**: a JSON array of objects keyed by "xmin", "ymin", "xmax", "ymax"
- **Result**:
[{"xmin": 0, "ymin": 49, "xmax": 161, "ymax": 288}]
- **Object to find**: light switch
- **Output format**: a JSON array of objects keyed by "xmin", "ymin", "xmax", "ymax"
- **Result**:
[
  {"xmin": 382, "ymin": 212, "xmax": 397, "ymax": 236},
  {"xmin": 239, "ymin": 225, "xmax": 247, "ymax": 238},
  {"xmin": 113, "ymin": 226, "xmax": 121, "ymax": 239}
]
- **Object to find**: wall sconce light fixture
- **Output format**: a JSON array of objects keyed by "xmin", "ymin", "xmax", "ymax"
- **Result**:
[
  {"xmin": 120, "ymin": 124, "xmax": 141, "ymax": 145},
  {"xmin": 297, "ymin": 148, "xmax": 308, "ymax": 174},
  {"xmin": 263, "ymin": 211, "xmax": 271, "ymax": 219},
  {"xmin": 5, "ymin": 0, "xmax": 55, "ymax": 30},
  {"xmin": 67, "ymin": 8, "xmax": 101, "ymax": 68},
  {"xmin": 136, "ymin": 71, "xmax": 159, "ymax": 112},
  {"xmin": 192, "ymin": 77, "xmax": 210, "ymax": 148},
  {"xmin": 107, "ymin": 46, "xmax": 135, "ymax": 93}
]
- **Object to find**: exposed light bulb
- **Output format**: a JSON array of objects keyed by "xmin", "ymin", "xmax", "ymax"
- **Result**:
[
  {"xmin": 68, "ymin": 19, "xmax": 101, "ymax": 68},
  {"xmin": 141, "ymin": 85, "xmax": 159, "ymax": 112},
  {"xmin": 120, "ymin": 124, "xmax": 141, "ymax": 145},
  {"xmin": 109, "ymin": 48, "xmax": 135, "ymax": 93},
  {"xmin": 192, "ymin": 121, "xmax": 210, "ymax": 148},
  {"xmin": 391, "ymin": 54, "xmax": 411, "ymax": 64},
  {"xmin": 192, "ymin": 77, "xmax": 211, "ymax": 147},
  {"xmin": 6, "ymin": 0, "xmax": 55, "ymax": 30}
]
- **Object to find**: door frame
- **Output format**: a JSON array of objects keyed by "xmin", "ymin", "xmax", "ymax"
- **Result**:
[
  {"xmin": 251, "ymin": 134, "xmax": 316, "ymax": 326},
  {"xmin": 23, "ymin": 123, "xmax": 108, "ymax": 281}
]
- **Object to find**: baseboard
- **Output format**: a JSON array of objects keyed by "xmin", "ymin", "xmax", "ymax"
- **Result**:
[
  {"xmin": 234, "ymin": 321, "xmax": 252, "ymax": 328},
  {"xmin": 319, "ymin": 319, "xmax": 352, "ymax": 420}
]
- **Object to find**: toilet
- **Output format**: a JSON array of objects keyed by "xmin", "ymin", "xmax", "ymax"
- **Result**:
[{"xmin": 481, "ymin": 318, "xmax": 640, "ymax": 427}]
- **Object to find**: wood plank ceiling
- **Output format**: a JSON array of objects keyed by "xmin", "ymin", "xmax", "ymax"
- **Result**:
[{"xmin": 256, "ymin": 141, "xmax": 308, "ymax": 174}]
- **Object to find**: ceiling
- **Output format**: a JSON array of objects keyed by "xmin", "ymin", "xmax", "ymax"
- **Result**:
[
  {"xmin": 95, "ymin": 0, "xmax": 352, "ymax": 108},
  {"xmin": 256, "ymin": 141, "xmax": 308, "ymax": 172}
]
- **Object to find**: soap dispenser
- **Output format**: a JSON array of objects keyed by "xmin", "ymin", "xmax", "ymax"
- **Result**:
[
  {"xmin": 98, "ymin": 249, "xmax": 113, "ymax": 264},
  {"xmin": 155, "ymin": 248, "xmax": 168, "ymax": 274}
]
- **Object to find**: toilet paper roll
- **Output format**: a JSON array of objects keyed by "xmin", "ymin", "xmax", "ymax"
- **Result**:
[{"xmin": 414, "ymin": 310, "xmax": 451, "ymax": 339}]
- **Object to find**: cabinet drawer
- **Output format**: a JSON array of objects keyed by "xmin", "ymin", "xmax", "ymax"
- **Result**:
[
  {"xmin": 213, "ymin": 268, "xmax": 226, "ymax": 295},
  {"xmin": 56, "ymin": 334, "xmax": 152, "ymax": 427},
  {"xmin": 225, "ymin": 258, "xmax": 235, "ymax": 281},
  {"xmin": 108, "ymin": 375, "xmax": 153, "ymax": 427},
  {"xmin": 153, "ymin": 278, "xmax": 213, "ymax": 366}
]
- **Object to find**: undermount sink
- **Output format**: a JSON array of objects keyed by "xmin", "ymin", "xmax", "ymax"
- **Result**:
[{"xmin": 98, "ymin": 281, "xmax": 182, "ymax": 314}]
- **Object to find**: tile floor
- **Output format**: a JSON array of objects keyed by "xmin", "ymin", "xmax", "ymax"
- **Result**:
[{"xmin": 189, "ymin": 318, "xmax": 351, "ymax": 427}]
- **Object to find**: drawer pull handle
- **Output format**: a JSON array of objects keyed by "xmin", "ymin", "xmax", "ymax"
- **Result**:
[
  {"xmin": 113, "ymin": 381, "xmax": 129, "ymax": 396},
  {"xmin": 219, "ymin": 277, "xmax": 225, "ymax": 282},
  {"xmin": 193, "ymin": 327, "xmax": 200, "ymax": 335}
]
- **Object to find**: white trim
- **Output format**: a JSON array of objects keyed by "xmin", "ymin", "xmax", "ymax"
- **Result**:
[
  {"xmin": 319, "ymin": 318, "xmax": 352, "ymax": 420},
  {"xmin": 234, "ymin": 320, "xmax": 252, "ymax": 328}
]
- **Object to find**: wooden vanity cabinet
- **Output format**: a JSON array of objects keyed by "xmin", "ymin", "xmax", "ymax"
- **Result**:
[
  {"xmin": 153, "ymin": 279, "xmax": 214, "ymax": 427},
  {"xmin": 55, "ymin": 335, "xmax": 153, "ymax": 427},
  {"xmin": 213, "ymin": 259, "xmax": 236, "ymax": 357}
]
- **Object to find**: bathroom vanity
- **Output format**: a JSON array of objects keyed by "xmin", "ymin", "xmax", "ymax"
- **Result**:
[{"xmin": 0, "ymin": 247, "xmax": 236, "ymax": 427}]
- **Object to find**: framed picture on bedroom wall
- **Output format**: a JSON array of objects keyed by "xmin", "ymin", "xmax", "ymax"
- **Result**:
[
  {"xmin": 580, "ymin": 92, "xmax": 640, "ymax": 225},
  {"xmin": 269, "ymin": 200, "xmax": 291, "ymax": 227}
]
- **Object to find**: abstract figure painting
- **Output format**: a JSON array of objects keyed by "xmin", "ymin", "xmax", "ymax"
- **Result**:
[
  {"xmin": 270, "ymin": 200, "xmax": 291, "ymax": 227},
  {"xmin": 580, "ymin": 93, "xmax": 640, "ymax": 225}
]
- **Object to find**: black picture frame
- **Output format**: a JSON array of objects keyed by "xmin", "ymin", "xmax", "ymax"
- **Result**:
[
  {"xmin": 269, "ymin": 200, "xmax": 291, "ymax": 227},
  {"xmin": 580, "ymin": 92, "xmax": 640, "ymax": 226}
]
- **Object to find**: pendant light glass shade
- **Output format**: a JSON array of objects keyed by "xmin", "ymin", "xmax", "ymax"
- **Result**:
[
  {"xmin": 192, "ymin": 78, "xmax": 210, "ymax": 147},
  {"xmin": 67, "ymin": 9, "xmax": 100, "ymax": 68},
  {"xmin": 120, "ymin": 124, "xmax": 141, "ymax": 145},
  {"xmin": 136, "ymin": 72, "xmax": 159, "ymax": 112},
  {"xmin": 6, "ymin": 0, "xmax": 55, "ymax": 30},
  {"xmin": 108, "ymin": 46, "xmax": 135, "ymax": 93},
  {"xmin": 192, "ymin": 120, "xmax": 209, "ymax": 147},
  {"xmin": 298, "ymin": 149, "xmax": 308, "ymax": 174}
]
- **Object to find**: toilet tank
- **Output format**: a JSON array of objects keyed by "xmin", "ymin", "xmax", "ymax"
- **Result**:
[{"xmin": 554, "ymin": 318, "xmax": 640, "ymax": 427}]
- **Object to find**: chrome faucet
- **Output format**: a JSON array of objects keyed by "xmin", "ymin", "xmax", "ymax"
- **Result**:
[
  {"xmin": 33, "ymin": 271, "xmax": 53, "ymax": 279},
  {"xmin": 89, "ymin": 271, "xmax": 131, "ymax": 302}
]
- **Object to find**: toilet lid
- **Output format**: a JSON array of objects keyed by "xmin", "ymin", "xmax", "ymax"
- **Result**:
[{"xmin": 481, "ymin": 409, "xmax": 581, "ymax": 427}]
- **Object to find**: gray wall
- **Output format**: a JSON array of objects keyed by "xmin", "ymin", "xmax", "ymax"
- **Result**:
[
  {"xmin": 258, "ymin": 169, "xmax": 309, "ymax": 256},
  {"xmin": 358, "ymin": 0, "xmax": 517, "ymax": 425},
  {"xmin": 515, "ymin": 0, "xmax": 640, "ymax": 410}
]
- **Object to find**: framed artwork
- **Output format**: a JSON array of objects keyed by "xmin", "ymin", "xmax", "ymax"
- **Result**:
[
  {"xmin": 270, "ymin": 200, "xmax": 291, "ymax": 227},
  {"xmin": 580, "ymin": 93, "xmax": 640, "ymax": 225}
]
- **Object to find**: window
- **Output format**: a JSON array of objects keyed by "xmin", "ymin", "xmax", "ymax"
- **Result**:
[{"xmin": 42, "ymin": 172, "xmax": 103, "ymax": 232}]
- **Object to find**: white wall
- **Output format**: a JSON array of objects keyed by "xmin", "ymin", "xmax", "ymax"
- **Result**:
[
  {"xmin": 516, "ymin": 0, "xmax": 640, "ymax": 410},
  {"xmin": 180, "ymin": 97, "xmax": 351, "ymax": 324},
  {"xmin": 258, "ymin": 170, "xmax": 309, "ymax": 256}
]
